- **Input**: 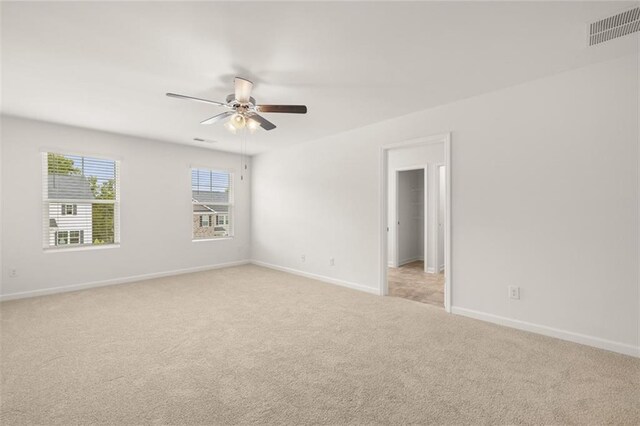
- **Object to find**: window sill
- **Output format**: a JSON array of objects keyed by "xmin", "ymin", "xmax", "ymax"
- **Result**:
[
  {"xmin": 44, "ymin": 244, "xmax": 121, "ymax": 253},
  {"xmin": 192, "ymin": 237, "xmax": 234, "ymax": 243}
]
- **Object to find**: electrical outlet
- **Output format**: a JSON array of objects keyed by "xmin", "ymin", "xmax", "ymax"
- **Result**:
[
  {"xmin": 301, "ymin": 254, "xmax": 306, "ymax": 263},
  {"xmin": 9, "ymin": 269, "xmax": 18, "ymax": 278},
  {"xmin": 509, "ymin": 286, "xmax": 520, "ymax": 300},
  {"xmin": 329, "ymin": 258, "xmax": 335, "ymax": 266}
]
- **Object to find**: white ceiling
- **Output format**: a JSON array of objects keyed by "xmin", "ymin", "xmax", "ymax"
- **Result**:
[{"xmin": 1, "ymin": 1, "xmax": 637, "ymax": 155}]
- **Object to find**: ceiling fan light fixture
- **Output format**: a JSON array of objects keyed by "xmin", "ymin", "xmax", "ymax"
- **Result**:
[
  {"xmin": 229, "ymin": 113, "xmax": 246, "ymax": 130},
  {"xmin": 247, "ymin": 118, "xmax": 259, "ymax": 133}
]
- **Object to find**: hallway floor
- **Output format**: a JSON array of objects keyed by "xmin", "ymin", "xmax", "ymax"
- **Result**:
[{"xmin": 388, "ymin": 261, "xmax": 444, "ymax": 307}]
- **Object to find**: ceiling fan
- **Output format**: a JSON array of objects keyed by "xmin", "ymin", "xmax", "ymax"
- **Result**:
[{"xmin": 167, "ymin": 77, "xmax": 307, "ymax": 132}]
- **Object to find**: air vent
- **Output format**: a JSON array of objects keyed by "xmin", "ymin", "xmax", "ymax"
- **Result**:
[{"xmin": 589, "ymin": 7, "xmax": 640, "ymax": 46}]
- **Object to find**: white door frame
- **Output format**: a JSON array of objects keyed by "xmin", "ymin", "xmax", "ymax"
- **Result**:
[
  {"xmin": 392, "ymin": 166, "xmax": 428, "ymax": 271},
  {"xmin": 380, "ymin": 133, "xmax": 452, "ymax": 312}
]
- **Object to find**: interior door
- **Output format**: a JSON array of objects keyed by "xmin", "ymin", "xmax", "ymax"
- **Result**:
[
  {"xmin": 397, "ymin": 169, "xmax": 424, "ymax": 267},
  {"xmin": 437, "ymin": 166, "xmax": 446, "ymax": 273}
]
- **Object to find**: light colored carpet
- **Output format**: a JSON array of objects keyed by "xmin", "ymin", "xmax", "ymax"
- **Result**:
[{"xmin": 1, "ymin": 265, "xmax": 638, "ymax": 425}]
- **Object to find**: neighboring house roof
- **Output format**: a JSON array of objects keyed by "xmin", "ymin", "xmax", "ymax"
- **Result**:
[
  {"xmin": 192, "ymin": 190, "xmax": 229, "ymax": 214},
  {"xmin": 193, "ymin": 204, "xmax": 214, "ymax": 213},
  {"xmin": 50, "ymin": 219, "xmax": 58, "ymax": 228},
  {"xmin": 193, "ymin": 204, "xmax": 229, "ymax": 214},
  {"xmin": 192, "ymin": 190, "xmax": 228, "ymax": 204},
  {"xmin": 48, "ymin": 174, "xmax": 95, "ymax": 200}
]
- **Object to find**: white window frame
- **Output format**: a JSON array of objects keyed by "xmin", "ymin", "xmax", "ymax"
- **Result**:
[
  {"xmin": 69, "ymin": 230, "xmax": 80, "ymax": 244},
  {"xmin": 191, "ymin": 166, "xmax": 234, "ymax": 241},
  {"xmin": 56, "ymin": 230, "xmax": 69, "ymax": 246},
  {"xmin": 55, "ymin": 230, "xmax": 84, "ymax": 246},
  {"xmin": 43, "ymin": 151, "xmax": 121, "ymax": 251},
  {"xmin": 201, "ymin": 215, "xmax": 211, "ymax": 227},
  {"xmin": 216, "ymin": 214, "xmax": 229, "ymax": 226},
  {"xmin": 62, "ymin": 204, "xmax": 76, "ymax": 216}
]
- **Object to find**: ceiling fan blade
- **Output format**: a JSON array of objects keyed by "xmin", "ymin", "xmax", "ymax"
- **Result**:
[
  {"xmin": 257, "ymin": 105, "xmax": 307, "ymax": 114},
  {"xmin": 200, "ymin": 111, "xmax": 234, "ymax": 125},
  {"xmin": 234, "ymin": 77, "xmax": 253, "ymax": 103},
  {"xmin": 166, "ymin": 92, "xmax": 227, "ymax": 107},
  {"xmin": 248, "ymin": 113, "xmax": 276, "ymax": 131}
]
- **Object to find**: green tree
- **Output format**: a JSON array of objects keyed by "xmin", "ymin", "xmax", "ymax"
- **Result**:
[
  {"xmin": 48, "ymin": 153, "xmax": 80, "ymax": 175},
  {"xmin": 89, "ymin": 178, "xmax": 116, "ymax": 244}
]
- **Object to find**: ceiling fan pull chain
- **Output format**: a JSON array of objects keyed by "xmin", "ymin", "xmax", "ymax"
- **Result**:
[
  {"xmin": 241, "ymin": 126, "xmax": 247, "ymax": 181},
  {"xmin": 244, "ymin": 128, "xmax": 248, "ymax": 174}
]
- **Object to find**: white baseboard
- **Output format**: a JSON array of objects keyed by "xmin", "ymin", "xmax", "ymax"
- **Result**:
[
  {"xmin": 399, "ymin": 256, "xmax": 423, "ymax": 267},
  {"xmin": 0, "ymin": 260, "xmax": 251, "ymax": 302},
  {"xmin": 426, "ymin": 267, "xmax": 436, "ymax": 273},
  {"xmin": 251, "ymin": 260, "xmax": 381, "ymax": 296},
  {"xmin": 451, "ymin": 306, "xmax": 639, "ymax": 358}
]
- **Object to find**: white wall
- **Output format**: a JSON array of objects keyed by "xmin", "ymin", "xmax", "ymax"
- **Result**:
[
  {"xmin": 252, "ymin": 54, "xmax": 639, "ymax": 356},
  {"xmin": 387, "ymin": 144, "xmax": 444, "ymax": 270},
  {"xmin": 1, "ymin": 116, "xmax": 251, "ymax": 299}
]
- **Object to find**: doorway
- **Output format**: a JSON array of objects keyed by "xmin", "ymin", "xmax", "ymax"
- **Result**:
[
  {"xmin": 396, "ymin": 168, "xmax": 425, "ymax": 269},
  {"xmin": 435, "ymin": 165, "xmax": 446, "ymax": 274},
  {"xmin": 380, "ymin": 134, "xmax": 451, "ymax": 311},
  {"xmin": 387, "ymin": 166, "xmax": 443, "ymax": 308}
]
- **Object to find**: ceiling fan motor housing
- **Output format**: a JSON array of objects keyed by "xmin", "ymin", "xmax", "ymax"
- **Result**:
[{"xmin": 226, "ymin": 94, "xmax": 256, "ymax": 108}]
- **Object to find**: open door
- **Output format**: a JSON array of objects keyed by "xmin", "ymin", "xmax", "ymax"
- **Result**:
[{"xmin": 436, "ymin": 165, "xmax": 445, "ymax": 274}]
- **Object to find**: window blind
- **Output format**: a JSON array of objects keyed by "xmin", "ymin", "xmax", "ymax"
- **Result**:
[
  {"xmin": 191, "ymin": 168, "xmax": 233, "ymax": 240},
  {"xmin": 43, "ymin": 152, "xmax": 120, "ymax": 248}
]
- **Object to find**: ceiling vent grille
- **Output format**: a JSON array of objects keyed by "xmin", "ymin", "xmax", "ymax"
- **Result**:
[{"xmin": 589, "ymin": 7, "xmax": 640, "ymax": 46}]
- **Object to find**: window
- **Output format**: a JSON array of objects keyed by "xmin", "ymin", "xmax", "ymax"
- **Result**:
[
  {"xmin": 55, "ymin": 230, "xmax": 84, "ymax": 246},
  {"xmin": 43, "ymin": 152, "xmax": 120, "ymax": 249},
  {"xmin": 192, "ymin": 168, "xmax": 232, "ymax": 240},
  {"xmin": 216, "ymin": 214, "xmax": 228, "ymax": 226},
  {"xmin": 62, "ymin": 204, "xmax": 77, "ymax": 215},
  {"xmin": 69, "ymin": 230, "xmax": 81, "ymax": 244},
  {"xmin": 56, "ymin": 231, "xmax": 69, "ymax": 245}
]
